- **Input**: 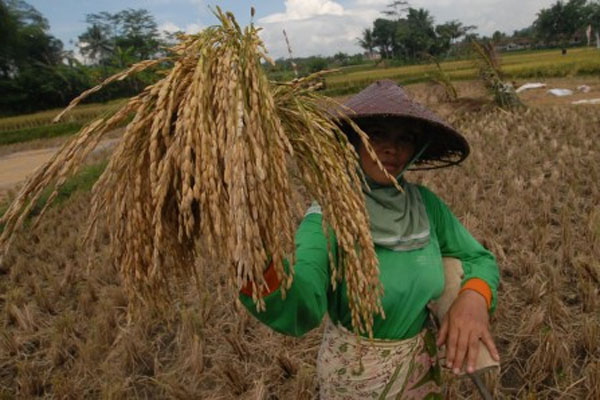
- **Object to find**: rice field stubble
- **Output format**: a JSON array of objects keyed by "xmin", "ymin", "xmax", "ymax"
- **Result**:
[{"xmin": 0, "ymin": 100, "xmax": 599, "ymax": 397}]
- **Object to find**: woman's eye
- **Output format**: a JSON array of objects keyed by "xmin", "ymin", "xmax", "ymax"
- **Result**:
[{"xmin": 369, "ymin": 131, "xmax": 386, "ymax": 142}]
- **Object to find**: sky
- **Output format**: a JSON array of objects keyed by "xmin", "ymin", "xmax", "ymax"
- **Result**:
[{"xmin": 28, "ymin": 0, "xmax": 559, "ymax": 59}]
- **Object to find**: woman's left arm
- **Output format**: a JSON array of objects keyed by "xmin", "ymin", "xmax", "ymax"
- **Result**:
[{"xmin": 418, "ymin": 186, "xmax": 500, "ymax": 374}]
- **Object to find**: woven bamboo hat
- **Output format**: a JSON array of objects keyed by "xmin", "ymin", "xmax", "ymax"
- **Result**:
[{"xmin": 336, "ymin": 79, "xmax": 470, "ymax": 170}]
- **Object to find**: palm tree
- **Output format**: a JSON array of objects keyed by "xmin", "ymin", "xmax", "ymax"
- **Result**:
[
  {"xmin": 357, "ymin": 28, "xmax": 375, "ymax": 58},
  {"xmin": 78, "ymin": 24, "xmax": 113, "ymax": 65},
  {"xmin": 110, "ymin": 45, "xmax": 136, "ymax": 68},
  {"xmin": 437, "ymin": 20, "xmax": 476, "ymax": 44},
  {"xmin": 381, "ymin": 1, "xmax": 409, "ymax": 18}
]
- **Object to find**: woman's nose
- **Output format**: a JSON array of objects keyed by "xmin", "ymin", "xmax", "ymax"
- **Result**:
[
  {"xmin": 381, "ymin": 145, "xmax": 397, "ymax": 156},
  {"xmin": 382, "ymin": 141, "xmax": 401, "ymax": 155}
]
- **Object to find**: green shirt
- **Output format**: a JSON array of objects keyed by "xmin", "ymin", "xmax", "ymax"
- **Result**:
[{"xmin": 240, "ymin": 185, "xmax": 499, "ymax": 339}]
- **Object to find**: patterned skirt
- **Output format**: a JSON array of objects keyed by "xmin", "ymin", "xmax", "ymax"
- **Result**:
[{"xmin": 316, "ymin": 318, "xmax": 442, "ymax": 399}]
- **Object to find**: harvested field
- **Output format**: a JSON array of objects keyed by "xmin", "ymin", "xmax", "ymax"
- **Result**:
[{"xmin": 0, "ymin": 94, "xmax": 599, "ymax": 398}]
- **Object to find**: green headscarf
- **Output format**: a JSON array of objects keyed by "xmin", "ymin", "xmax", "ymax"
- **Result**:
[
  {"xmin": 363, "ymin": 140, "xmax": 431, "ymax": 251},
  {"xmin": 363, "ymin": 175, "xmax": 429, "ymax": 251}
]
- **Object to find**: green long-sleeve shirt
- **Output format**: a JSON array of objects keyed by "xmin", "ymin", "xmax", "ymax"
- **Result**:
[{"xmin": 240, "ymin": 185, "xmax": 499, "ymax": 340}]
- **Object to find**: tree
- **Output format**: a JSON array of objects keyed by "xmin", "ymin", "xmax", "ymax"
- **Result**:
[
  {"xmin": 533, "ymin": 0, "xmax": 587, "ymax": 52},
  {"xmin": 382, "ymin": 1, "xmax": 409, "ymax": 18},
  {"xmin": 77, "ymin": 8, "xmax": 162, "ymax": 66},
  {"xmin": 395, "ymin": 8, "xmax": 437, "ymax": 59},
  {"xmin": 372, "ymin": 18, "xmax": 398, "ymax": 58},
  {"xmin": 78, "ymin": 23, "xmax": 113, "ymax": 64},
  {"xmin": 0, "ymin": 0, "xmax": 63, "ymax": 76},
  {"xmin": 364, "ymin": 2, "xmax": 488, "ymax": 61},
  {"xmin": 306, "ymin": 56, "xmax": 327, "ymax": 73},
  {"xmin": 435, "ymin": 20, "xmax": 476, "ymax": 55},
  {"xmin": 332, "ymin": 52, "xmax": 349, "ymax": 65},
  {"xmin": 0, "ymin": 0, "xmax": 91, "ymax": 114},
  {"xmin": 114, "ymin": 9, "xmax": 160, "ymax": 60},
  {"xmin": 436, "ymin": 20, "xmax": 476, "ymax": 44},
  {"xmin": 0, "ymin": 0, "xmax": 20, "ymax": 77},
  {"xmin": 110, "ymin": 46, "xmax": 136, "ymax": 69},
  {"xmin": 357, "ymin": 28, "xmax": 376, "ymax": 58},
  {"xmin": 491, "ymin": 30, "xmax": 506, "ymax": 43}
]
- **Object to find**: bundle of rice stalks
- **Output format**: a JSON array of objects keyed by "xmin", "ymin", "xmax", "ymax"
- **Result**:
[
  {"xmin": 0, "ymin": 9, "xmax": 389, "ymax": 337},
  {"xmin": 425, "ymin": 56, "xmax": 458, "ymax": 103},
  {"xmin": 471, "ymin": 41, "xmax": 524, "ymax": 110}
]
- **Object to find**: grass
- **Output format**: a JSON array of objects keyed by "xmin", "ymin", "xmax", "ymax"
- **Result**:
[
  {"xmin": 0, "ymin": 99, "xmax": 126, "ymax": 133},
  {"xmin": 323, "ymin": 47, "xmax": 600, "ymax": 96},
  {"xmin": 28, "ymin": 161, "xmax": 107, "ymax": 217},
  {"xmin": 0, "ymin": 161, "xmax": 106, "ymax": 232},
  {"xmin": 0, "ymin": 122, "xmax": 84, "ymax": 146},
  {"xmin": 0, "ymin": 99, "xmax": 128, "ymax": 147}
]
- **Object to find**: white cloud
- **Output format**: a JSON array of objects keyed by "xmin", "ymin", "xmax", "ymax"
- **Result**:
[
  {"xmin": 258, "ymin": 0, "xmax": 378, "ymax": 58},
  {"xmin": 184, "ymin": 23, "xmax": 203, "ymax": 34},
  {"xmin": 159, "ymin": 21, "xmax": 182, "ymax": 34},
  {"xmin": 352, "ymin": 0, "xmax": 387, "ymax": 6},
  {"xmin": 71, "ymin": 46, "xmax": 88, "ymax": 65},
  {"xmin": 158, "ymin": 21, "xmax": 203, "ymax": 36},
  {"xmin": 259, "ymin": 0, "xmax": 345, "ymax": 23}
]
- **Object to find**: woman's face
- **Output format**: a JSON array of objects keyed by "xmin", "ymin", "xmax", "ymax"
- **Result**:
[{"xmin": 357, "ymin": 121, "xmax": 416, "ymax": 185}]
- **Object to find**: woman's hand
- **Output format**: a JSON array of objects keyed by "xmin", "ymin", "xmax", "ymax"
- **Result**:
[{"xmin": 436, "ymin": 290, "xmax": 500, "ymax": 374}]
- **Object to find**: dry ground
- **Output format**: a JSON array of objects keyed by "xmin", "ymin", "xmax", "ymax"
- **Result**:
[{"xmin": 0, "ymin": 80, "xmax": 599, "ymax": 398}]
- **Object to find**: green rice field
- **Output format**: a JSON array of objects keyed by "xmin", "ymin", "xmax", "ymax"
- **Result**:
[{"xmin": 324, "ymin": 47, "xmax": 600, "ymax": 96}]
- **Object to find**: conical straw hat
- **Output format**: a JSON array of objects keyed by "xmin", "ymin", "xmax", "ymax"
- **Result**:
[{"xmin": 338, "ymin": 80, "xmax": 470, "ymax": 169}]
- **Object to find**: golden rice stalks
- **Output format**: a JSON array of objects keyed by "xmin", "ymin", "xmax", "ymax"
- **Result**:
[
  {"xmin": 471, "ymin": 40, "xmax": 524, "ymax": 110},
  {"xmin": 0, "ymin": 9, "xmax": 385, "ymax": 337}
]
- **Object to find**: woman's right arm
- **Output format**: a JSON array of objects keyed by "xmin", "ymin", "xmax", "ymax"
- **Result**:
[{"xmin": 238, "ymin": 211, "xmax": 334, "ymax": 337}]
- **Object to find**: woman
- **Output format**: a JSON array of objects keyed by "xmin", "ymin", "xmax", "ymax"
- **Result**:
[{"xmin": 240, "ymin": 80, "xmax": 500, "ymax": 399}]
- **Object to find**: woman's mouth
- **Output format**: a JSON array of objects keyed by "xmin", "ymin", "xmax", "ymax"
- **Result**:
[{"xmin": 383, "ymin": 162, "xmax": 400, "ymax": 171}]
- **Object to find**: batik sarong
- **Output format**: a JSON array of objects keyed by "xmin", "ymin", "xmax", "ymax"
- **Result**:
[{"xmin": 317, "ymin": 318, "xmax": 442, "ymax": 399}]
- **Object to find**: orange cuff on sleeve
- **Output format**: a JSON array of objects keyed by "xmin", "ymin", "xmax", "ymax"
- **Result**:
[
  {"xmin": 459, "ymin": 278, "xmax": 492, "ymax": 310},
  {"xmin": 240, "ymin": 261, "xmax": 282, "ymax": 297}
]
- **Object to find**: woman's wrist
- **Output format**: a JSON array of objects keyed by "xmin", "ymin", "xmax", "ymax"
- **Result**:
[{"xmin": 458, "ymin": 278, "xmax": 492, "ymax": 310}]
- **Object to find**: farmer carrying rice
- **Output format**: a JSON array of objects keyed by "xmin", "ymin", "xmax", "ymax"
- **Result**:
[{"xmin": 239, "ymin": 80, "xmax": 500, "ymax": 398}]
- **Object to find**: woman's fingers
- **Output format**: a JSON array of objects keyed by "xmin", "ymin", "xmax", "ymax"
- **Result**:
[
  {"xmin": 445, "ymin": 324, "xmax": 459, "ymax": 369},
  {"xmin": 436, "ymin": 316, "xmax": 448, "ymax": 346},
  {"xmin": 466, "ymin": 331, "xmax": 481, "ymax": 374},
  {"xmin": 482, "ymin": 329, "xmax": 500, "ymax": 361},
  {"xmin": 451, "ymin": 327, "xmax": 470, "ymax": 374}
]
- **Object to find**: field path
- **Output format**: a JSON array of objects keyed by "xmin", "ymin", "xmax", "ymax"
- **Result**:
[{"xmin": 0, "ymin": 139, "xmax": 118, "ymax": 200}]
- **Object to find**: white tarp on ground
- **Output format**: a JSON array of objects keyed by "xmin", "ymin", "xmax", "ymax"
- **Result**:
[
  {"xmin": 548, "ymin": 88, "xmax": 574, "ymax": 97},
  {"xmin": 572, "ymin": 98, "xmax": 600, "ymax": 105},
  {"xmin": 516, "ymin": 82, "xmax": 546, "ymax": 93}
]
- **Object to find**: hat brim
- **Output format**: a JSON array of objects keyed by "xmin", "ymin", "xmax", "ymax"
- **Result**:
[{"xmin": 337, "ymin": 114, "xmax": 470, "ymax": 170}]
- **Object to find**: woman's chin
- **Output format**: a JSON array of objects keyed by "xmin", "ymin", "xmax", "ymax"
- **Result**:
[
  {"xmin": 384, "ymin": 167, "xmax": 403, "ymax": 178},
  {"xmin": 370, "ymin": 172, "xmax": 399, "ymax": 185}
]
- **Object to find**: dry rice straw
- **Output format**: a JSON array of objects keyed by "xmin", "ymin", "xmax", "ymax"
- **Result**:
[{"xmin": 0, "ymin": 9, "xmax": 399, "ymax": 337}]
